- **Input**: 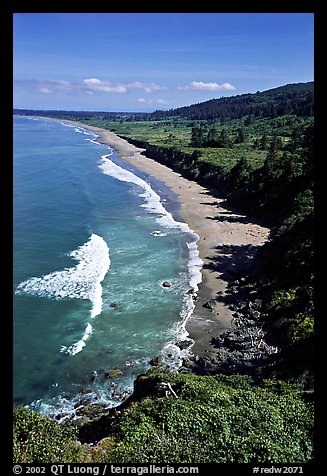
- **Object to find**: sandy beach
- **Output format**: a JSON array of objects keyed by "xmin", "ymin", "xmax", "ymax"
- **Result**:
[{"xmin": 60, "ymin": 120, "xmax": 270, "ymax": 359}]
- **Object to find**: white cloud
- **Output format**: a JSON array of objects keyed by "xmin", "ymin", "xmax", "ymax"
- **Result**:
[
  {"xmin": 55, "ymin": 80, "xmax": 71, "ymax": 87},
  {"xmin": 138, "ymin": 97, "xmax": 170, "ymax": 105},
  {"xmin": 178, "ymin": 81, "xmax": 236, "ymax": 91},
  {"xmin": 39, "ymin": 87, "xmax": 52, "ymax": 94},
  {"xmin": 82, "ymin": 78, "xmax": 127, "ymax": 93},
  {"xmin": 15, "ymin": 79, "xmax": 72, "ymax": 94},
  {"xmin": 14, "ymin": 78, "xmax": 167, "ymax": 96},
  {"xmin": 128, "ymin": 81, "xmax": 167, "ymax": 93}
]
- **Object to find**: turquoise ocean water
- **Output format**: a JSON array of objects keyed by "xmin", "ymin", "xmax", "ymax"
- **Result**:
[{"xmin": 13, "ymin": 116, "xmax": 202, "ymax": 419}]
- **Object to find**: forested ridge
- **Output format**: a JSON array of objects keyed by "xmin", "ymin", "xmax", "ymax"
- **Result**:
[
  {"xmin": 14, "ymin": 82, "xmax": 314, "ymax": 123},
  {"xmin": 151, "ymin": 81, "xmax": 314, "ymax": 120},
  {"xmin": 13, "ymin": 81, "xmax": 315, "ymax": 463}
]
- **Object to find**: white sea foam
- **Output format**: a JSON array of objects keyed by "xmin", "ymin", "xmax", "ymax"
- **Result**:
[
  {"xmin": 151, "ymin": 230, "xmax": 167, "ymax": 237},
  {"xmin": 16, "ymin": 234, "xmax": 110, "ymax": 355},
  {"xmin": 100, "ymin": 154, "xmax": 191, "ymax": 233},
  {"xmin": 60, "ymin": 322, "xmax": 93, "ymax": 356},
  {"xmin": 99, "ymin": 154, "xmax": 203, "ymax": 369},
  {"xmin": 186, "ymin": 241, "xmax": 203, "ymax": 293},
  {"xmin": 85, "ymin": 138, "xmax": 105, "ymax": 147},
  {"xmin": 99, "ymin": 153, "xmax": 203, "ymax": 287}
]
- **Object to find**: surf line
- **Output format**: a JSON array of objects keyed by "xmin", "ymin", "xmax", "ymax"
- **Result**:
[{"xmin": 15, "ymin": 233, "xmax": 110, "ymax": 356}]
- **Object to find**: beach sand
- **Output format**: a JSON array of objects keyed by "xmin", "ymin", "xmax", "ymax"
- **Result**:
[{"xmin": 62, "ymin": 121, "xmax": 270, "ymax": 359}]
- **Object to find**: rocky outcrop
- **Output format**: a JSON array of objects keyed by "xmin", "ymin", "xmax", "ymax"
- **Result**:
[
  {"xmin": 203, "ymin": 299, "xmax": 217, "ymax": 312},
  {"xmin": 184, "ymin": 282, "xmax": 279, "ymax": 379},
  {"xmin": 106, "ymin": 369, "xmax": 123, "ymax": 379},
  {"xmin": 162, "ymin": 281, "xmax": 172, "ymax": 288},
  {"xmin": 149, "ymin": 355, "xmax": 163, "ymax": 366}
]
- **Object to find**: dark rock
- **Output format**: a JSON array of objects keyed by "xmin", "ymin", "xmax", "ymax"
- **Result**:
[
  {"xmin": 185, "ymin": 288, "xmax": 198, "ymax": 301},
  {"xmin": 248, "ymin": 301, "xmax": 256, "ymax": 310},
  {"xmin": 237, "ymin": 300, "xmax": 248, "ymax": 310},
  {"xmin": 232, "ymin": 311, "xmax": 243, "ymax": 319},
  {"xmin": 185, "ymin": 290, "xmax": 280, "ymax": 379},
  {"xmin": 106, "ymin": 369, "xmax": 123, "ymax": 378},
  {"xmin": 162, "ymin": 281, "xmax": 172, "ymax": 287},
  {"xmin": 193, "ymin": 356, "xmax": 213, "ymax": 369},
  {"xmin": 203, "ymin": 299, "xmax": 216, "ymax": 311},
  {"xmin": 81, "ymin": 387, "xmax": 93, "ymax": 394},
  {"xmin": 175, "ymin": 338, "xmax": 194, "ymax": 350},
  {"xmin": 185, "ymin": 288, "xmax": 196, "ymax": 295},
  {"xmin": 91, "ymin": 371, "xmax": 98, "ymax": 382},
  {"xmin": 251, "ymin": 310, "xmax": 261, "ymax": 319},
  {"xmin": 75, "ymin": 404, "xmax": 107, "ymax": 418},
  {"xmin": 150, "ymin": 355, "xmax": 163, "ymax": 366},
  {"xmin": 74, "ymin": 398, "xmax": 92, "ymax": 409}
]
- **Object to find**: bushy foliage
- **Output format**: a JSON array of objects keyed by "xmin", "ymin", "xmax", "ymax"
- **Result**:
[
  {"xmin": 14, "ymin": 86, "xmax": 314, "ymax": 460},
  {"xmin": 13, "ymin": 407, "xmax": 80, "ymax": 463},
  {"xmin": 105, "ymin": 371, "xmax": 313, "ymax": 463},
  {"xmin": 267, "ymin": 285, "xmax": 314, "ymax": 344},
  {"xmin": 13, "ymin": 372, "xmax": 314, "ymax": 464}
]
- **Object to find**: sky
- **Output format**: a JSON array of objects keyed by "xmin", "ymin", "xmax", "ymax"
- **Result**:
[{"xmin": 13, "ymin": 13, "xmax": 314, "ymax": 112}]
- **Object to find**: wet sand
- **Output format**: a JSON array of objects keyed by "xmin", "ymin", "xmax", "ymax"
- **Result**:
[{"xmin": 59, "ymin": 120, "xmax": 270, "ymax": 358}]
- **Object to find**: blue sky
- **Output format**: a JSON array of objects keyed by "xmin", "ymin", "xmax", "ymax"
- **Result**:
[{"xmin": 13, "ymin": 13, "xmax": 314, "ymax": 112}]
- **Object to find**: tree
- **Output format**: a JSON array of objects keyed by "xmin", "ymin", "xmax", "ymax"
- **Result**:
[
  {"xmin": 218, "ymin": 129, "xmax": 231, "ymax": 148},
  {"xmin": 244, "ymin": 114, "xmax": 255, "ymax": 126},
  {"xmin": 235, "ymin": 128, "xmax": 246, "ymax": 144},
  {"xmin": 259, "ymin": 134, "xmax": 268, "ymax": 150},
  {"xmin": 190, "ymin": 126, "xmax": 205, "ymax": 147},
  {"xmin": 206, "ymin": 126, "xmax": 219, "ymax": 147}
]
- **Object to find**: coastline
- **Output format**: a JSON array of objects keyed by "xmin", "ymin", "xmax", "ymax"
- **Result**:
[{"xmin": 44, "ymin": 118, "xmax": 270, "ymax": 360}]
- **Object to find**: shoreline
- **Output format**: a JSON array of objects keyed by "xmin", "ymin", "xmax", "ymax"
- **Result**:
[{"xmin": 36, "ymin": 117, "xmax": 271, "ymax": 360}]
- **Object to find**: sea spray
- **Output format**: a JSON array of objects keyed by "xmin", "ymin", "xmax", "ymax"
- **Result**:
[
  {"xmin": 99, "ymin": 153, "xmax": 203, "ymax": 369},
  {"xmin": 16, "ymin": 233, "xmax": 110, "ymax": 355},
  {"xmin": 14, "ymin": 116, "xmax": 203, "ymax": 419},
  {"xmin": 100, "ymin": 154, "xmax": 190, "ymax": 231}
]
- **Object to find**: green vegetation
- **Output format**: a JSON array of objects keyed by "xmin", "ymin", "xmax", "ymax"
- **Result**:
[
  {"xmin": 13, "ymin": 407, "xmax": 81, "ymax": 463},
  {"xmin": 14, "ymin": 371, "xmax": 314, "ymax": 463},
  {"xmin": 150, "ymin": 81, "xmax": 313, "ymax": 120},
  {"xmin": 13, "ymin": 82, "xmax": 314, "ymax": 463}
]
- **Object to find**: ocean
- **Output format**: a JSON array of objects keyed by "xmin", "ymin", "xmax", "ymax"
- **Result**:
[{"xmin": 13, "ymin": 116, "xmax": 202, "ymax": 419}]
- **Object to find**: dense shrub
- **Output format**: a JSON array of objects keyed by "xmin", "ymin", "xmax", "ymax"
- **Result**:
[
  {"xmin": 13, "ymin": 371, "xmax": 314, "ymax": 464},
  {"xmin": 106, "ymin": 371, "xmax": 313, "ymax": 463},
  {"xmin": 13, "ymin": 407, "xmax": 80, "ymax": 463}
]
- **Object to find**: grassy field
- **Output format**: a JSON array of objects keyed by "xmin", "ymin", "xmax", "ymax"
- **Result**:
[
  {"xmin": 84, "ymin": 118, "xmax": 260, "ymax": 171},
  {"xmin": 76, "ymin": 114, "xmax": 312, "ymax": 176}
]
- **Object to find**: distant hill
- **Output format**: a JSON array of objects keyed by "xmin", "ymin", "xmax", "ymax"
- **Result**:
[{"xmin": 151, "ymin": 82, "xmax": 314, "ymax": 120}]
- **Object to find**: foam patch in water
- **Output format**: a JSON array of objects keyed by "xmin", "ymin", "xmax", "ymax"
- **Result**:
[{"xmin": 16, "ymin": 234, "xmax": 110, "ymax": 355}]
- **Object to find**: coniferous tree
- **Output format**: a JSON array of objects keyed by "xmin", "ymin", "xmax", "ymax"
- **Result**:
[
  {"xmin": 218, "ymin": 128, "xmax": 231, "ymax": 148},
  {"xmin": 206, "ymin": 126, "xmax": 219, "ymax": 147},
  {"xmin": 259, "ymin": 134, "xmax": 268, "ymax": 150},
  {"xmin": 235, "ymin": 128, "xmax": 246, "ymax": 144},
  {"xmin": 190, "ymin": 126, "xmax": 204, "ymax": 147},
  {"xmin": 264, "ymin": 136, "xmax": 281, "ymax": 177}
]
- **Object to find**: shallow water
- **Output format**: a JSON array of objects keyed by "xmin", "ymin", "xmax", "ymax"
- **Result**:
[{"xmin": 13, "ymin": 116, "xmax": 202, "ymax": 418}]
